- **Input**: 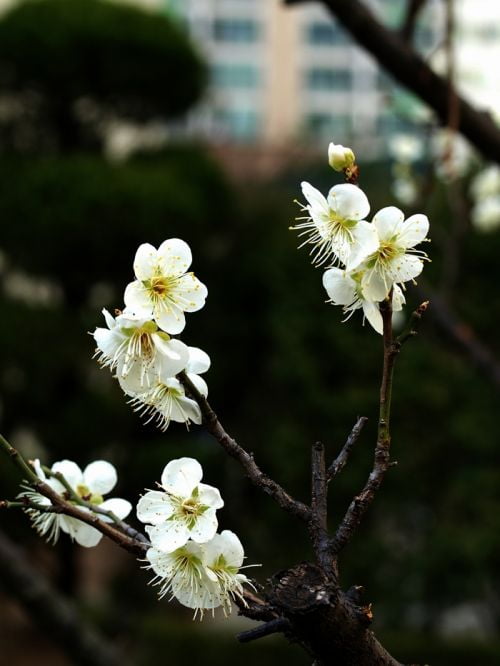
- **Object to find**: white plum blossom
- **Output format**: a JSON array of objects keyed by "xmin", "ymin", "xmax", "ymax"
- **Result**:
[
  {"xmin": 19, "ymin": 459, "xmax": 132, "ymax": 547},
  {"xmin": 124, "ymin": 346, "xmax": 210, "ymax": 431},
  {"xmin": 128, "ymin": 377, "xmax": 202, "ymax": 431},
  {"xmin": 388, "ymin": 134, "xmax": 423, "ymax": 164},
  {"xmin": 137, "ymin": 458, "xmax": 223, "ymax": 553},
  {"xmin": 124, "ymin": 239, "xmax": 207, "ymax": 335},
  {"xmin": 145, "ymin": 530, "xmax": 252, "ymax": 617},
  {"xmin": 470, "ymin": 165, "xmax": 500, "ymax": 200},
  {"xmin": 292, "ymin": 182, "xmax": 378, "ymax": 269},
  {"xmin": 328, "ymin": 142, "xmax": 355, "ymax": 172},
  {"xmin": 323, "ymin": 267, "xmax": 405, "ymax": 335},
  {"xmin": 93, "ymin": 308, "xmax": 189, "ymax": 392},
  {"xmin": 362, "ymin": 206, "xmax": 429, "ymax": 300}
]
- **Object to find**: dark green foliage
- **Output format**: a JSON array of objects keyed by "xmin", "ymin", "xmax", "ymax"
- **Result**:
[{"xmin": 0, "ymin": 0, "xmax": 206, "ymax": 150}]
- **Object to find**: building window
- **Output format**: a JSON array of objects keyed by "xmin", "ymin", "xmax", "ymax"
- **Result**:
[
  {"xmin": 305, "ymin": 68, "xmax": 352, "ymax": 91},
  {"xmin": 305, "ymin": 21, "xmax": 347, "ymax": 46},
  {"xmin": 214, "ymin": 109, "xmax": 260, "ymax": 140},
  {"xmin": 212, "ymin": 64, "xmax": 259, "ymax": 88},
  {"xmin": 213, "ymin": 19, "xmax": 259, "ymax": 42},
  {"xmin": 304, "ymin": 113, "xmax": 351, "ymax": 139}
]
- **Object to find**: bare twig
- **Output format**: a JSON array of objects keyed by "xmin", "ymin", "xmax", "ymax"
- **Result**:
[
  {"xmin": 284, "ymin": 0, "xmax": 500, "ymax": 165},
  {"xmin": 331, "ymin": 299, "xmax": 428, "ymax": 553},
  {"xmin": 178, "ymin": 372, "xmax": 311, "ymax": 523},
  {"xmin": 237, "ymin": 617, "xmax": 292, "ymax": 643},
  {"xmin": 327, "ymin": 417, "xmax": 368, "ymax": 481},
  {"xmin": 311, "ymin": 442, "xmax": 327, "ymax": 530}
]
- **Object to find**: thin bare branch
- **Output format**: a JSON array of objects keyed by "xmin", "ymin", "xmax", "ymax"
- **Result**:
[
  {"xmin": 400, "ymin": 0, "xmax": 428, "ymax": 41},
  {"xmin": 284, "ymin": 0, "xmax": 500, "ymax": 165},
  {"xmin": 331, "ymin": 300, "xmax": 429, "ymax": 553},
  {"xmin": 178, "ymin": 371, "xmax": 311, "ymax": 523},
  {"xmin": 237, "ymin": 617, "xmax": 291, "ymax": 643},
  {"xmin": 327, "ymin": 417, "xmax": 368, "ymax": 481}
]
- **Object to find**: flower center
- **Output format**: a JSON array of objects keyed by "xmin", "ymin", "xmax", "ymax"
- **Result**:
[
  {"xmin": 150, "ymin": 276, "xmax": 169, "ymax": 295},
  {"xmin": 76, "ymin": 484, "xmax": 103, "ymax": 505}
]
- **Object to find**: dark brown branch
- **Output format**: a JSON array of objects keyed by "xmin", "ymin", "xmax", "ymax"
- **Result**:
[
  {"xmin": 400, "ymin": 0, "xmax": 428, "ymax": 41},
  {"xmin": 327, "ymin": 417, "xmax": 368, "ymax": 481},
  {"xmin": 284, "ymin": 0, "xmax": 500, "ymax": 165},
  {"xmin": 237, "ymin": 617, "xmax": 291, "ymax": 643},
  {"xmin": 178, "ymin": 372, "xmax": 311, "ymax": 523},
  {"xmin": 311, "ymin": 442, "xmax": 327, "ymax": 529},
  {"xmin": 0, "ymin": 529, "xmax": 124, "ymax": 666}
]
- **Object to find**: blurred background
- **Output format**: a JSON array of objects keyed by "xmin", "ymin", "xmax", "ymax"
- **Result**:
[{"xmin": 0, "ymin": 0, "xmax": 499, "ymax": 664}]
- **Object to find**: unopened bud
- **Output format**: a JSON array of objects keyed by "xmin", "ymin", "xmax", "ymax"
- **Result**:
[{"xmin": 328, "ymin": 142, "xmax": 355, "ymax": 172}]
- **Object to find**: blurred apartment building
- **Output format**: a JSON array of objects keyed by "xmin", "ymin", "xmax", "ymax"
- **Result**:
[
  {"xmin": 143, "ymin": 0, "xmax": 444, "ymax": 158},
  {"xmin": 0, "ymin": 0, "xmax": 498, "ymax": 159}
]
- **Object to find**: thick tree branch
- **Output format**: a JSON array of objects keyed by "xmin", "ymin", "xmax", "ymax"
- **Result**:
[
  {"xmin": 178, "ymin": 372, "xmax": 311, "ymax": 523},
  {"xmin": 327, "ymin": 416, "xmax": 368, "ymax": 481},
  {"xmin": 0, "ymin": 529, "xmax": 124, "ymax": 666},
  {"xmin": 285, "ymin": 0, "xmax": 500, "ymax": 165}
]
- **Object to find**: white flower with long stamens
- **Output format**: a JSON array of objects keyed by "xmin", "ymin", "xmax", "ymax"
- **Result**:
[
  {"xmin": 362, "ymin": 206, "xmax": 430, "ymax": 301},
  {"xmin": 146, "ymin": 541, "xmax": 219, "ymax": 615},
  {"xmin": 291, "ymin": 182, "xmax": 378, "ymax": 269},
  {"xmin": 19, "ymin": 459, "xmax": 132, "ymax": 547},
  {"xmin": 136, "ymin": 458, "xmax": 223, "ymax": 553},
  {"xmin": 323, "ymin": 267, "xmax": 405, "ymax": 335},
  {"xmin": 93, "ymin": 308, "xmax": 189, "ymax": 393},
  {"xmin": 124, "ymin": 239, "xmax": 207, "ymax": 335},
  {"xmin": 200, "ymin": 530, "xmax": 251, "ymax": 616},
  {"xmin": 145, "ymin": 531, "xmax": 254, "ymax": 617},
  {"xmin": 128, "ymin": 377, "xmax": 202, "ymax": 431}
]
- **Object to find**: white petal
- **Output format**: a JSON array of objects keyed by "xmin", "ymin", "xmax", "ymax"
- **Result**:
[
  {"xmin": 301, "ymin": 181, "xmax": 329, "ymax": 215},
  {"xmin": 322, "ymin": 268, "xmax": 356, "ymax": 305},
  {"xmin": 186, "ymin": 347, "xmax": 211, "ymax": 375},
  {"xmin": 161, "ymin": 458, "xmax": 203, "ymax": 497},
  {"xmin": 136, "ymin": 490, "xmax": 175, "ymax": 525},
  {"xmin": 146, "ymin": 547, "xmax": 176, "ymax": 578},
  {"xmin": 157, "ymin": 238, "xmax": 192, "ymax": 276},
  {"xmin": 155, "ymin": 306, "xmax": 186, "ymax": 335},
  {"xmin": 397, "ymin": 214, "xmax": 429, "ymax": 248},
  {"xmin": 392, "ymin": 285, "xmax": 406, "ymax": 311},
  {"xmin": 102, "ymin": 308, "xmax": 116, "ymax": 329},
  {"xmin": 146, "ymin": 521, "xmax": 190, "ymax": 553},
  {"xmin": 74, "ymin": 522, "xmax": 103, "ymax": 548},
  {"xmin": 214, "ymin": 530, "xmax": 245, "ymax": 569},
  {"xmin": 189, "ymin": 509, "xmax": 218, "ymax": 544},
  {"xmin": 387, "ymin": 255, "xmax": 424, "ymax": 283},
  {"xmin": 169, "ymin": 395, "xmax": 202, "ymax": 425},
  {"xmin": 93, "ymin": 327, "xmax": 122, "ymax": 359},
  {"xmin": 345, "ymin": 221, "xmax": 379, "ymax": 271},
  {"xmin": 99, "ymin": 498, "xmax": 132, "ymax": 521},
  {"xmin": 133, "ymin": 243, "xmax": 158, "ymax": 281},
  {"xmin": 173, "ymin": 274, "xmax": 208, "ymax": 313},
  {"xmin": 372, "ymin": 206, "xmax": 404, "ymax": 241},
  {"xmin": 171, "ymin": 569, "xmax": 221, "ymax": 610},
  {"xmin": 361, "ymin": 272, "xmax": 389, "ymax": 301},
  {"xmin": 327, "ymin": 184, "xmax": 370, "ymax": 221},
  {"xmin": 155, "ymin": 336, "xmax": 189, "ymax": 378},
  {"xmin": 362, "ymin": 300, "xmax": 383, "ymax": 334},
  {"xmin": 198, "ymin": 483, "xmax": 224, "ymax": 510},
  {"xmin": 83, "ymin": 461, "xmax": 117, "ymax": 495},
  {"xmin": 124, "ymin": 280, "xmax": 154, "ymax": 315},
  {"xmin": 32, "ymin": 459, "xmax": 46, "ymax": 482},
  {"xmin": 187, "ymin": 373, "xmax": 208, "ymax": 398},
  {"xmin": 51, "ymin": 460, "xmax": 83, "ymax": 490}
]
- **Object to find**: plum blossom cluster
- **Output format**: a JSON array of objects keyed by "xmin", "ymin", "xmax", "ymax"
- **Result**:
[
  {"xmin": 291, "ymin": 142, "xmax": 430, "ymax": 334},
  {"xmin": 137, "ymin": 458, "xmax": 252, "ymax": 616},
  {"xmin": 19, "ymin": 459, "xmax": 132, "ymax": 547},
  {"xmin": 93, "ymin": 239, "xmax": 209, "ymax": 429}
]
